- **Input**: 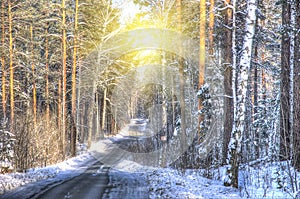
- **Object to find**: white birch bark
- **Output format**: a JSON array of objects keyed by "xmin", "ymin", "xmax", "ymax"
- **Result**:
[
  {"xmin": 289, "ymin": 0, "xmax": 295, "ymax": 160},
  {"xmin": 235, "ymin": 0, "xmax": 257, "ymax": 140}
]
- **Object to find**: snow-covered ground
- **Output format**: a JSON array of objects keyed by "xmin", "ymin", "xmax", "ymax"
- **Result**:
[
  {"xmin": 148, "ymin": 168, "xmax": 241, "ymax": 199},
  {"xmin": 0, "ymin": 152, "xmax": 98, "ymax": 198},
  {"xmin": 106, "ymin": 159, "xmax": 241, "ymax": 199},
  {"xmin": 237, "ymin": 162, "xmax": 299, "ymax": 199},
  {"xmin": 0, "ymin": 136, "xmax": 298, "ymax": 199}
]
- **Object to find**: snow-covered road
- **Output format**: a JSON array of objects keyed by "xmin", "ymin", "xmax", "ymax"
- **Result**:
[
  {"xmin": 0, "ymin": 153, "xmax": 99, "ymax": 199},
  {"xmin": 35, "ymin": 161, "xmax": 109, "ymax": 199},
  {"xmin": 0, "ymin": 119, "xmax": 245, "ymax": 199},
  {"xmin": 0, "ymin": 142, "xmax": 150, "ymax": 199},
  {"xmin": 0, "ymin": 119, "xmax": 151, "ymax": 199}
]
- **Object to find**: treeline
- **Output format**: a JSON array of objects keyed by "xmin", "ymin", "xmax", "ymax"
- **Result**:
[
  {"xmin": 0, "ymin": 0, "xmax": 119, "ymax": 172},
  {"xmin": 133, "ymin": 0, "xmax": 300, "ymax": 191},
  {"xmin": 175, "ymin": 0, "xmax": 300, "ymax": 191}
]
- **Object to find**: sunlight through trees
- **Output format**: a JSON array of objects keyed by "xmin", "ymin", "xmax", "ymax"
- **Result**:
[{"xmin": 0, "ymin": 1, "xmax": 299, "ymax": 196}]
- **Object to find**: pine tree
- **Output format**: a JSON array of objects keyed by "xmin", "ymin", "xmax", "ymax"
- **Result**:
[
  {"xmin": 1, "ymin": 0, "xmax": 7, "ymax": 120},
  {"xmin": 279, "ymin": 0, "xmax": 291, "ymax": 160},
  {"xmin": 8, "ymin": 0, "xmax": 14, "ymax": 133},
  {"xmin": 70, "ymin": 0, "xmax": 79, "ymax": 157},
  {"xmin": 222, "ymin": 0, "xmax": 234, "ymax": 165},
  {"xmin": 198, "ymin": 0, "xmax": 206, "ymax": 138},
  {"xmin": 61, "ymin": 0, "xmax": 67, "ymax": 159}
]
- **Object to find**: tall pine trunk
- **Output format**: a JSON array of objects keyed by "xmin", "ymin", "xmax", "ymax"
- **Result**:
[
  {"xmin": 208, "ymin": 0, "xmax": 214, "ymax": 56},
  {"xmin": 222, "ymin": 0, "xmax": 233, "ymax": 165},
  {"xmin": 30, "ymin": 24, "xmax": 37, "ymax": 128},
  {"xmin": 279, "ymin": 0, "xmax": 291, "ymax": 160},
  {"xmin": 61, "ymin": 0, "xmax": 67, "ymax": 158},
  {"xmin": 45, "ymin": 22, "xmax": 50, "ymax": 127},
  {"xmin": 198, "ymin": 0, "xmax": 206, "ymax": 138},
  {"xmin": 8, "ymin": 0, "xmax": 14, "ymax": 133},
  {"xmin": 293, "ymin": 0, "xmax": 300, "ymax": 171},
  {"xmin": 58, "ymin": 78, "xmax": 63, "ymax": 156},
  {"xmin": 1, "ymin": 0, "xmax": 6, "ymax": 119},
  {"xmin": 71, "ymin": 0, "xmax": 79, "ymax": 157}
]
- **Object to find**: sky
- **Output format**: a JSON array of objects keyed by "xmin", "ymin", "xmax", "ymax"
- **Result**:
[{"xmin": 112, "ymin": 0, "xmax": 140, "ymax": 23}]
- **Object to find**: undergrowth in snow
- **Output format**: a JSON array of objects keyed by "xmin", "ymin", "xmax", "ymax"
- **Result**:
[
  {"xmin": 0, "ymin": 152, "xmax": 95, "ymax": 196},
  {"xmin": 1, "ymin": 137, "xmax": 299, "ymax": 199},
  {"xmin": 199, "ymin": 161, "xmax": 298, "ymax": 199},
  {"xmin": 147, "ymin": 168, "xmax": 241, "ymax": 199}
]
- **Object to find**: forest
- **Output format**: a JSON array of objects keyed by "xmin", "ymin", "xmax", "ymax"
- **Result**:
[{"xmin": 0, "ymin": 0, "xmax": 300, "ymax": 197}]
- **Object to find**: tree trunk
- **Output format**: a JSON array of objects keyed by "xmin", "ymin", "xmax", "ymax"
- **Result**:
[
  {"xmin": 30, "ymin": 24, "xmax": 37, "ymax": 128},
  {"xmin": 293, "ymin": 0, "xmax": 300, "ymax": 171},
  {"xmin": 198, "ymin": 0, "xmax": 206, "ymax": 137},
  {"xmin": 58, "ymin": 78, "xmax": 62, "ymax": 155},
  {"xmin": 176, "ymin": 0, "xmax": 187, "ymax": 154},
  {"xmin": 222, "ymin": 0, "xmax": 233, "ymax": 165},
  {"xmin": 253, "ymin": 45, "xmax": 259, "ymax": 159},
  {"xmin": 61, "ymin": 0, "xmax": 67, "ymax": 159},
  {"xmin": 1, "ymin": 0, "xmax": 6, "ymax": 119},
  {"xmin": 172, "ymin": 75, "xmax": 176, "ymax": 133},
  {"xmin": 102, "ymin": 87, "xmax": 107, "ymax": 134},
  {"xmin": 162, "ymin": 52, "xmax": 167, "ymax": 130},
  {"xmin": 96, "ymin": 92, "xmax": 100, "ymax": 137},
  {"xmin": 70, "ymin": 0, "xmax": 79, "ymax": 157},
  {"xmin": 209, "ymin": 0, "xmax": 214, "ymax": 56},
  {"xmin": 88, "ymin": 81, "xmax": 96, "ymax": 149},
  {"xmin": 261, "ymin": 51, "xmax": 266, "ymax": 101},
  {"xmin": 8, "ymin": 0, "xmax": 14, "ymax": 133},
  {"xmin": 45, "ymin": 22, "xmax": 50, "ymax": 127},
  {"xmin": 77, "ymin": 58, "xmax": 82, "ymax": 139},
  {"xmin": 279, "ymin": 0, "xmax": 291, "ymax": 160},
  {"xmin": 225, "ymin": 0, "xmax": 257, "ymax": 188}
]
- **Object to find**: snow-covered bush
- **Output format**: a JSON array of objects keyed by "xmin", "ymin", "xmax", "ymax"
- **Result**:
[{"xmin": 0, "ymin": 129, "xmax": 15, "ymax": 173}]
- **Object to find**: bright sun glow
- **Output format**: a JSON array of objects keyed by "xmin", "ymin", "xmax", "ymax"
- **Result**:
[
  {"xmin": 133, "ymin": 49, "xmax": 161, "ymax": 65},
  {"xmin": 112, "ymin": 1, "xmax": 166, "ymax": 67},
  {"xmin": 113, "ymin": 0, "xmax": 140, "ymax": 24}
]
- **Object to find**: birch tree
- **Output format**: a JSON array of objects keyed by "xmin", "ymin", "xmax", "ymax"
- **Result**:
[{"xmin": 224, "ymin": 0, "xmax": 257, "ymax": 188}]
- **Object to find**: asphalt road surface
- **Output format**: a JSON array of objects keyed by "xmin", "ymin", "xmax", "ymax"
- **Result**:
[
  {"xmin": 34, "ymin": 161, "xmax": 109, "ymax": 199},
  {"xmin": 33, "ymin": 119, "xmax": 151, "ymax": 199},
  {"xmin": 1, "ymin": 119, "xmax": 151, "ymax": 199}
]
